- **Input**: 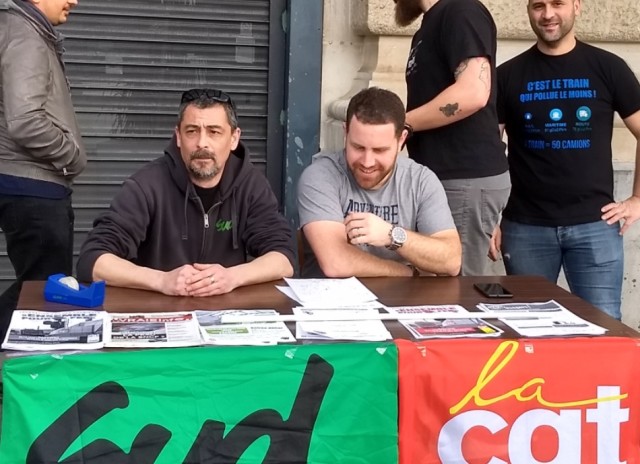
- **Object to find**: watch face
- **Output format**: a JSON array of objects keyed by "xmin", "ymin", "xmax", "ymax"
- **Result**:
[{"xmin": 392, "ymin": 227, "xmax": 407, "ymax": 244}]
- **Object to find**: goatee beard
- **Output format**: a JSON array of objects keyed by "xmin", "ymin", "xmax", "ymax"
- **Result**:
[
  {"xmin": 188, "ymin": 148, "xmax": 219, "ymax": 180},
  {"xmin": 395, "ymin": 0, "xmax": 424, "ymax": 27}
]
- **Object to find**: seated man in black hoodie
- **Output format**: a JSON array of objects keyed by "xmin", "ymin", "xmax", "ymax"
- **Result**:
[{"xmin": 77, "ymin": 88, "xmax": 295, "ymax": 296}]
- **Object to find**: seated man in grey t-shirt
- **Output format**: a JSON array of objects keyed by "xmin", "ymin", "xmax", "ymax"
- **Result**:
[{"xmin": 297, "ymin": 87, "xmax": 461, "ymax": 278}]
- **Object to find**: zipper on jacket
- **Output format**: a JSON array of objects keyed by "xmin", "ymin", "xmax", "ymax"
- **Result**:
[{"xmin": 199, "ymin": 200, "xmax": 223, "ymax": 260}]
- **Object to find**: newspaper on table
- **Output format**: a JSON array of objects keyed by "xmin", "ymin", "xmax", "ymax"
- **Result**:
[
  {"xmin": 195, "ymin": 310, "xmax": 296, "ymax": 345},
  {"xmin": 476, "ymin": 300, "xmax": 607, "ymax": 337},
  {"xmin": 103, "ymin": 312, "xmax": 202, "ymax": 348},
  {"xmin": 384, "ymin": 305, "xmax": 503, "ymax": 339},
  {"xmin": 2, "ymin": 309, "xmax": 106, "ymax": 351},
  {"xmin": 293, "ymin": 306, "xmax": 392, "ymax": 341},
  {"xmin": 279, "ymin": 277, "xmax": 379, "ymax": 307}
]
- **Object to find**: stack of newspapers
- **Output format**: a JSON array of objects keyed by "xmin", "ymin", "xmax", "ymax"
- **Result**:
[
  {"xmin": 279, "ymin": 277, "xmax": 392, "ymax": 341},
  {"xmin": 1, "ymin": 309, "xmax": 297, "ymax": 351}
]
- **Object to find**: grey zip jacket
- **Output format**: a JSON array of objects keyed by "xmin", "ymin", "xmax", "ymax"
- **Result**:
[{"xmin": 0, "ymin": 0, "xmax": 86, "ymax": 185}]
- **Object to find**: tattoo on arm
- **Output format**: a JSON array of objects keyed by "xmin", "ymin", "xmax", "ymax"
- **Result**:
[
  {"xmin": 439, "ymin": 103, "xmax": 460, "ymax": 117},
  {"xmin": 454, "ymin": 59, "xmax": 470, "ymax": 80},
  {"xmin": 478, "ymin": 59, "xmax": 490, "ymax": 90}
]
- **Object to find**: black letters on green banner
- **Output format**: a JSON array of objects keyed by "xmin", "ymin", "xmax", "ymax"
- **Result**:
[{"xmin": 27, "ymin": 354, "xmax": 334, "ymax": 464}]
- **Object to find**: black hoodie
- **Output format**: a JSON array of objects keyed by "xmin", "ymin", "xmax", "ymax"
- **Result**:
[{"xmin": 77, "ymin": 137, "xmax": 295, "ymax": 281}]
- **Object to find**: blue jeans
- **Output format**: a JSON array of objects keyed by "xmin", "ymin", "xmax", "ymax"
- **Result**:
[
  {"xmin": 0, "ymin": 195, "xmax": 74, "ymax": 340},
  {"xmin": 501, "ymin": 218, "xmax": 623, "ymax": 319}
]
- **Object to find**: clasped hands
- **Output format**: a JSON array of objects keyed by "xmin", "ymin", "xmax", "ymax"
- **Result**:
[
  {"xmin": 160, "ymin": 263, "xmax": 237, "ymax": 297},
  {"xmin": 344, "ymin": 212, "xmax": 393, "ymax": 248}
]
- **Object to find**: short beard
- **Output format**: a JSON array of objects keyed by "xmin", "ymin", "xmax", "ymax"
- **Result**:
[
  {"xmin": 395, "ymin": 0, "xmax": 424, "ymax": 27},
  {"xmin": 188, "ymin": 148, "xmax": 220, "ymax": 180}
]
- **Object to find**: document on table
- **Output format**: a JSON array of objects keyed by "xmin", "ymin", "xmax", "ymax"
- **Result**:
[
  {"xmin": 384, "ymin": 305, "xmax": 503, "ymax": 339},
  {"xmin": 293, "ymin": 307, "xmax": 392, "ymax": 341},
  {"xmin": 104, "ymin": 312, "xmax": 203, "ymax": 348},
  {"xmin": 280, "ymin": 277, "xmax": 379, "ymax": 307},
  {"xmin": 195, "ymin": 310, "xmax": 296, "ymax": 345},
  {"xmin": 2, "ymin": 309, "xmax": 106, "ymax": 351},
  {"xmin": 476, "ymin": 300, "xmax": 607, "ymax": 337}
]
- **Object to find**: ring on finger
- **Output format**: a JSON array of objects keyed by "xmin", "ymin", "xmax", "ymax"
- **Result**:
[{"xmin": 210, "ymin": 275, "xmax": 215, "ymax": 284}]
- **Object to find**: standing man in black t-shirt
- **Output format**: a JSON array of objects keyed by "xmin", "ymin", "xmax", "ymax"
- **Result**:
[
  {"xmin": 393, "ymin": 0, "xmax": 510, "ymax": 276},
  {"xmin": 491, "ymin": 0, "xmax": 640, "ymax": 319}
]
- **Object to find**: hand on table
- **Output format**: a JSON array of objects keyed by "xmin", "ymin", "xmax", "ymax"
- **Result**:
[
  {"xmin": 344, "ymin": 212, "xmax": 393, "ymax": 248},
  {"xmin": 185, "ymin": 263, "xmax": 238, "ymax": 296},
  {"xmin": 159, "ymin": 264, "xmax": 198, "ymax": 296}
]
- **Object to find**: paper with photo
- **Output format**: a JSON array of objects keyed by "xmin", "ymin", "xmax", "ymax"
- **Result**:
[
  {"xmin": 384, "ymin": 305, "xmax": 503, "ymax": 339},
  {"xmin": 104, "ymin": 312, "xmax": 202, "ymax": 348},
  {"xmin": 2, "ymin": 310, "xmax": 105, "ymax": 351},
  {"xmin": 195, "ymin": 309, "xmax": 296, "ymax": 345},
  {"xmin": 477, "ymin": 300, "xmax": 607, "ymax": 337}
]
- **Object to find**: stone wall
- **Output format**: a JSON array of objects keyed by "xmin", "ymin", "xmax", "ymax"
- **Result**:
[{"xmin": 320, "ymin": 0, "xmax": 640, "ymax": 327}]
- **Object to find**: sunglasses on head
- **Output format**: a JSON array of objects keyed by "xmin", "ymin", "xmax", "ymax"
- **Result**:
[{"xmin": 180, "ymin": 88, "xmax": 236, "ymax": 110}]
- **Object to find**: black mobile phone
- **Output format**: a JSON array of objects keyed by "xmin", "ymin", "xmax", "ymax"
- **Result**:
[{"xmin": 474, "ymin": 283, "xmax": 513, "ymax": 298}]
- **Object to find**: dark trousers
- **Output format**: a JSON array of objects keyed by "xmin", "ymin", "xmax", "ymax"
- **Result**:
[{"xmin": 0, "ymin": 195, "xmax": 74, "ymax": 341}]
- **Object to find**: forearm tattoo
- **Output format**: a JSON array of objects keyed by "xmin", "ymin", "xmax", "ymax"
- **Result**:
[{"xmin": 439, "ymin": 103, "xmax": 460, "ymax": 117}]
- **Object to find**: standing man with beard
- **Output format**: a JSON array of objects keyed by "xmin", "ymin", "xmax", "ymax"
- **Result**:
[
  {"xmin": 394, "ymin": 0, "xmax": 510, "ymax": 276},
  {"xmin": 77, "ymin": 88, "xmax": 295, "ymax": 296},
  {"xmin": 490, "ymin": 0, "xmax": 640, "ymax": 320},
  {"xmin": 0, "ymin": 0, "xmax": 86, "ymax": 338},
  {"xmin": 297, "ymin": 87, "xmax": 461, "ymax": 278}
]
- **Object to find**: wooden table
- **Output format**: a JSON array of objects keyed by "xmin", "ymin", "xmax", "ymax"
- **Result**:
[
  {"xmin": 17, "ymin": 275, "xmax": 639, "ymax": 339},
  {"xmin": 7, "ymin": 276, "xmax": 640, "ymax": 463}
]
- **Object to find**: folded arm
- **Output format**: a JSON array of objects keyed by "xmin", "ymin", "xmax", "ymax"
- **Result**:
[
  {"xmin": 91, "ymin": 253, "xmax": 196, "ymax": 296},
  {"xmin": 396, "ymin": 229, "xmax": 461, "ymax": 275},
  {"xmin": 344, "ymin": 212, "xmax": 460, "ymax": 275},
  {"xmin": 303, "ymin": 220, "xmax": 414, "ymax": 278},
  {"xmin": 305, "ymin": 213, "xmax": 461, "ymax": 277}
]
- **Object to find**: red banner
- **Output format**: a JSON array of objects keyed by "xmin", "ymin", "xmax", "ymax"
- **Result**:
[{"xmin": 397, "ymin": 337, "xmax": 640, "ymax": 464}]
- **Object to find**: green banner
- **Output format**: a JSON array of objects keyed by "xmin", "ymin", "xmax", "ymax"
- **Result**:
[{"xmin": 0, "ymin": 343, "xmax": 398, "ymax": 463}]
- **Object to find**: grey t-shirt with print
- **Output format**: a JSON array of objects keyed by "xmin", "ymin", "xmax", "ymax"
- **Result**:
[{"xmin": 297, "ymin": 150, "xmax": 455, "ymax": 277}]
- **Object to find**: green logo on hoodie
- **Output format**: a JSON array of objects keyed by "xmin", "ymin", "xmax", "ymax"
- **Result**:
[{"xmin": 216, "ymin": 220, "xmax": 233, "ymax": 232}]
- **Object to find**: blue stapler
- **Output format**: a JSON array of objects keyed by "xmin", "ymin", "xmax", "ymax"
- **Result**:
[{"xmin": 44, "ymin": 274, "xmax": 106, "ymax": 308}]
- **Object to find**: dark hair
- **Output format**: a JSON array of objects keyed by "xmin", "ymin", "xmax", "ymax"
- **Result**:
[
  {"xmin": 346, "ymin": 87, "xmax": 406, "ymax": 137},
  {"xmin": 177, "ymin": 88, "xmax": 238, "ymax": 130}
]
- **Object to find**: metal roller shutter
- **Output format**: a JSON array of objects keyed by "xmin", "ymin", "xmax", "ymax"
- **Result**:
[{"xmin": 0, "ymin": 0, "xmax": 285, "ymax": 292}]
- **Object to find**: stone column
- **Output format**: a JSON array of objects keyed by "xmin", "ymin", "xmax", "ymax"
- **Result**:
[{"xmin": 323, "ymin": 0, "xmax": 417, "ymax": 151}]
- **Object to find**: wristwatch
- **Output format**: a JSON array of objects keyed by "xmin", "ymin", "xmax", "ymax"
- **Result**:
[{"xmin": 387, "ymin": 226, "xmax": 407, "ymax": 251}]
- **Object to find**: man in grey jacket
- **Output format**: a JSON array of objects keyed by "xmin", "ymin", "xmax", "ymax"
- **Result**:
[{"xmin": 0, "ymin": 0, "xmax": 86, "ymax": 338}]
